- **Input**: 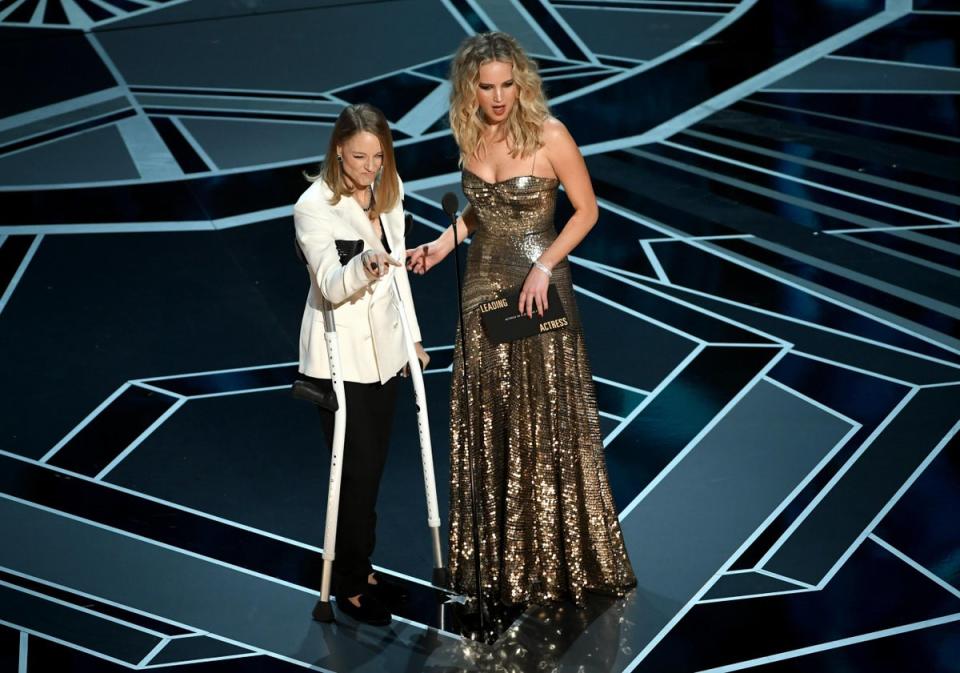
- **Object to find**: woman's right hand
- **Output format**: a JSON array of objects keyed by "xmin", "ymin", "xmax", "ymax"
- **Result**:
[
  {"xmin": 405, "ymin": 239, "xmax": 450, "ymax": 275},
  {"xmin": 361, "ymin": 250, "xmax": 401, "ymax": 280}
]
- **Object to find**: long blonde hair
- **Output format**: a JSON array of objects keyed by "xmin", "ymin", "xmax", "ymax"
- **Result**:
[
  {"xmin": 448, "ymin": 32, "xmax": 550, "ymax": 165},
  {"xmin": 307, "ymin": 103, "xmax": 400, "ymax": 218}
]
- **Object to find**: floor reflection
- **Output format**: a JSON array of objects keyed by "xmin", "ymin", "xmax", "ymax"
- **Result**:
[{"xmin": 428, "ymin": 593, "xmax": 632, "ymax": 672}]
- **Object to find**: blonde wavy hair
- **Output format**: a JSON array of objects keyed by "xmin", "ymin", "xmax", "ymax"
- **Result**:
[
  {"xmin": 306, "ymin": 103, "xmax": 400, "ymax": 218},
  {"xmin": 448, "ymin": 32, "xmax": 550, "ymax": 165}
]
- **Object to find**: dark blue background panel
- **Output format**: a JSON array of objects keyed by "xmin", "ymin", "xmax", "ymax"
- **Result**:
[
  {"xmin": 552, "ymin": 0, "xmax": 885, "ymax": 146},
  {"xmin": 0, "ymin": 569, "xmax": 191, "ymax": 636},
  {"xmin": 332, "ymin": 72, "xmax": 440, "ymax": 123},
  {"xmin": 0, "ymin": 584, "xmax": 161, "ymax": 666},
  {"xmin": 715, "ymin": 237, "xmax": 960, "ymax": 339},
  {"xmin": 729, "ymin": 353, "xmax": 913, "ymax": 571},
  {"xmin": 702, "ymin": 571, "xmax": 807, "ymax": 601},
  {"xmin": 670, "ymin": 129, "xmax": 960, "ymax": 223},
  {"xmin": 0, "ymin": 124, "xmax": 140, "ymax": 187},
  {"xmin": 21, "ymin": 635, "xmax": 132, "ymax": 673},
  {"xmin": 647, "ymin": 240, "xmax": 960, "ymax": 366},
  {"xmin": 734, "ymin": 98, "xmax": 960, "ymax": 173},
  {"xmin": 877, "ymin": 424, "xmax": 960, "ymax": 594},
  {"xmin": 605, "ymin": 346, "xmax": 782, "ymax": 511},
  {"xmin": 558, "ymin": 8, "xmax": 717, "ymax": 61},
  {"xmin": 735, "ymin": 618, "xmax": 960, "ymax": 673},
  {"xmin": 573, "ymin": 265, "xmax": 774, "ymax": 345},
  {"xmin": 0, "ymin": 626, "xmax": 20, "ymax": 673},
  {"xmin": 1, "ymin": 499, "xmax": 454, "ymax": 670},
  {"xmin": 0, "ymin": 236, "xmax": 35, "ymax": 295},
  {"xmin": 633, "ymin": 538, "xmax": 960, "ymax": 673},
  {"xmin": 0, "ymin": 453, "xmax": 449, "ymax": 632},
  {"xmin": 647, "ymin": 276, "xmax": 960, "ymax": 386},
  {"xmin": 0, "ymin": 228, "xmax": 298, "ymax": 459},
  {"xmin": 149, "ymin": 635, "xmax": 253, "ymax": 666},
  {"xmin": 837, "ymin": 13, "xmax": 960, "ymax": 69},
  {"xmin": 101, "ymin": 0, "xmax": 385, "ymax": 28},
  {"xmin": 696, "ymin": 106, "xmax": 960, "ymax": 194},
  {"xmin": 764, "ymin": 386, "xmax": 960, "ymax": 586},
  {"xmin": 46, "ymin": 385, "xmax": 178, "ymax": 477},
  {"xmin": 751, "ymin": 91, "xmax": 960, "ymax": 141},
  {"xmin": 95, "ymin": 1, "xmax": 465, "ymax": 93},
  {"xmin": 612, "ymin": 376, "xmax": 854, "ymax": 672},
  {"xmin": 145, "ymin": 366, "xmax": 297, "ymax": 397},
  {"xmin": 0, "ymin": 28, "xmax": 115, "ymax": 117}
]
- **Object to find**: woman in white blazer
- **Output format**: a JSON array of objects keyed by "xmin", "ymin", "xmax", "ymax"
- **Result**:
[{"xmin": 295, "ymin": 104, "xmax": 427, "ymax": 626}]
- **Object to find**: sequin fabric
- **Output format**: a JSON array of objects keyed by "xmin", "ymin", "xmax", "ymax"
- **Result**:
[{"xmin": 448, "ymin": 170, "xmax": 637, "ymax": 607}]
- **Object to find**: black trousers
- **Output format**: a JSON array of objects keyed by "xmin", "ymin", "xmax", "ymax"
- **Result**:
[{"xmin": 306, "ymin": 374, "xmax": 399, "ymax": 598}]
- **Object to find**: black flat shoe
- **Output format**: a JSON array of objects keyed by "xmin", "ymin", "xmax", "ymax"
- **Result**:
[
  {"xmin": 368, "ymin": 574, "xmax": 408, "ymax": 606},
  {"xmin": 335, "ymin": 593, "xmax": 391, "ymax": 626}
]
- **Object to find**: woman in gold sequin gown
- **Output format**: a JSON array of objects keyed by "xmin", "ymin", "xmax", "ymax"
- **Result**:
[{"xmin": 407, "ymin": 33, "xmax": 636, "ymax": 607}]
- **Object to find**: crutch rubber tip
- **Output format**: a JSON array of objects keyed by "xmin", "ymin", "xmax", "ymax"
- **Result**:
[
  {"xmin": 311, "ymin": 600, "xmax": 335, "ymax": 623},
  {"xmin": 432, "ymin": 567, "xmax": 450, "ymax": 589}
]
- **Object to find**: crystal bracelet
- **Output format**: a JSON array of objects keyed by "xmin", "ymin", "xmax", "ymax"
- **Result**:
[{"xmin": 532, "ymin": 261, "xmax": 553, "ymax": 278}]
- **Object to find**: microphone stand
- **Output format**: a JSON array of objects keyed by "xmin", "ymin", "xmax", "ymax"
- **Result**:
[{"xmin": 442, "ymin": 193, "xmax": 485, "ymax": 636}]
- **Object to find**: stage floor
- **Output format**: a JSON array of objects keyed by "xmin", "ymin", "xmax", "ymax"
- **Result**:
[{"xmin": 1, "ymin": 1, "xmax": 959, "ymax": 671}]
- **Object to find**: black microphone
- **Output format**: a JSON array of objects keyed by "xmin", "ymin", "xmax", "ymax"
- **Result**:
[{"xmin": 441, "ymin": 192, "xmax": 459, "ymax": 222}]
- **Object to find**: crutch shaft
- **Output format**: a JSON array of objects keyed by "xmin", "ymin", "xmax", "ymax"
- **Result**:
[
  {"xmin": 320, "ymin": 561, "xmax": 334, "ymax": 600},
  {"xmin": 431, "ymin": 528, "xmax": 443, "ymax": 570},
  {"xmin": 392, "ymin": 271, "xmax": 444, "ymax": 571},
  {"xmin": 318, "ymin": 313, "xmax": 347, "ymax": 606}
]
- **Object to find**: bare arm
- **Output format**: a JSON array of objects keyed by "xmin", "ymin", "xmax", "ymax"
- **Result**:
[
  {"xmin": 537, "ymin": 119, "xmax": 598, "ymax": 269},
  {"xmin": 518, "ymin": 118, "xmax": 599, "ymax": 317},
  {"xmin": 406, "ymin": 204, "xmax": 479, "ymax": 274}
]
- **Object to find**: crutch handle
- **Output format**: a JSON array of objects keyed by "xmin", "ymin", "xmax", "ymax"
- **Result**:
[{"xmin": 291, "ymin": 380, "xmax": 339, "ymax": 411}]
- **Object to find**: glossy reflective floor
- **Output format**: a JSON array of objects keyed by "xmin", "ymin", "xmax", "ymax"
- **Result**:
[{"xmin": 2, "ymin": 1, "xmax": 959, "ymax": 672}]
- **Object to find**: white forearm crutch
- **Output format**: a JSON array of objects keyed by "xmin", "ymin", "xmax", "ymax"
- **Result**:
[
  {"xmin": 389, "ymin": 251, "xmax": 447, "ymax": 587},
  {"xmin": 313, "ymin": 297, "xmax": 347, "ymax": 623},
  {"xmin": 294, "ymin": 237, "xmax": 351, "ymax": 623}
]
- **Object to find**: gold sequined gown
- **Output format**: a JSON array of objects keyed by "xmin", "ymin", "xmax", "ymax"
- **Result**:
[{"xmin": 448, "ymin": 169, "xmax": 636, "ymax": 606}]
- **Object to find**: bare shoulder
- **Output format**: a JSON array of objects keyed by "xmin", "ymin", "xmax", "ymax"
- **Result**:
[
  {"xmin": 541, "ymin": 117, "xmax": 575, "ymax": 147},
  {"xmin": 541, "ymin": 118, "xmax": 581, "ymax": 169}
]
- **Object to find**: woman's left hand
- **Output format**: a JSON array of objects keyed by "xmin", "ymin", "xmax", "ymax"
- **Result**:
[
  {"xmin": 402, "ymin": 342, "xmax": 431, "ymax": 377},
  {"xmin": 414, "ymin": 342, "xmax": 430, "ymax": 370},
  {"xmin": 519, "ymin": 263, "xmax": 551, "ymax": 318}
]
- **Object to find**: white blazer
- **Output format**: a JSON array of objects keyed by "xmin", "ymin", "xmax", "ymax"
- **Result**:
[{"xmin": 295, "ymin": 178, "xmax": 422, "ymax": 384}]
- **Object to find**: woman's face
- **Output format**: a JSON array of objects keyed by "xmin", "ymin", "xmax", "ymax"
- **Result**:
[
  {"xmin": 338, "ymin": 131, "xmax": 383, "ymax": 189},
  {"xmin": 476, "ymin": 60, "xmax": 516, "ymax": 124}
]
